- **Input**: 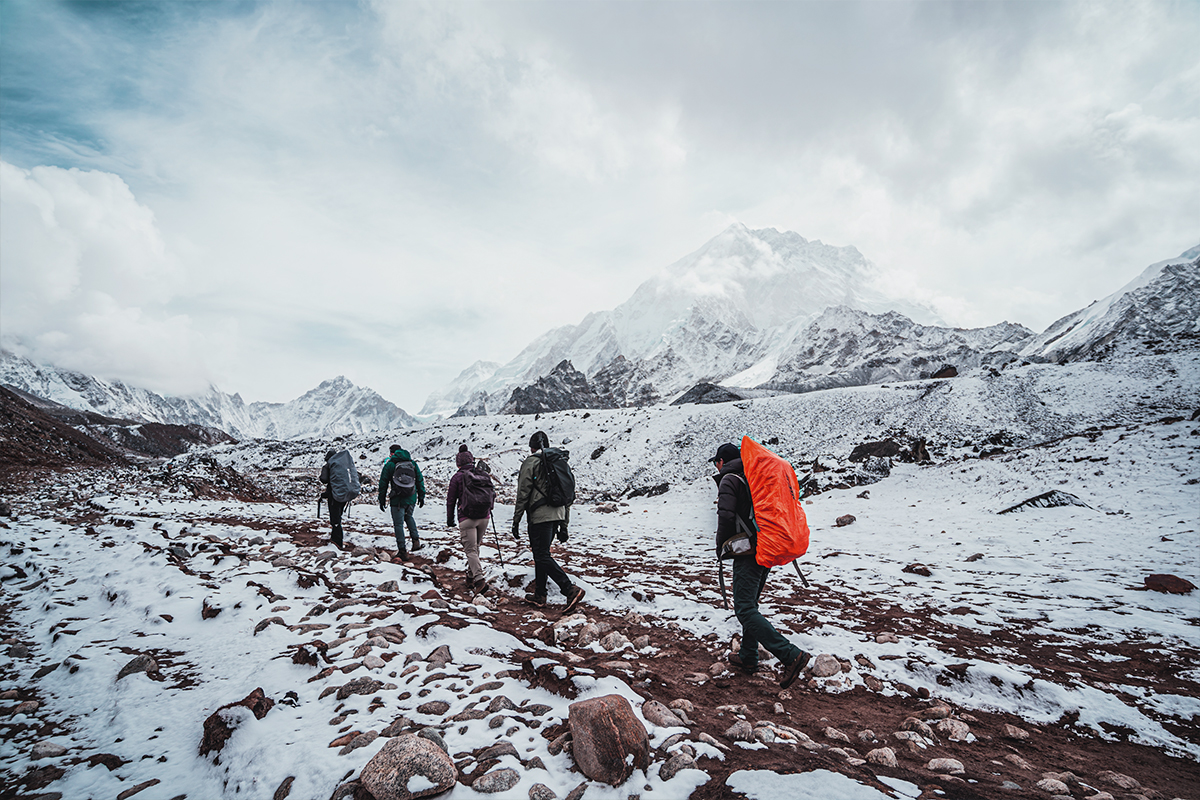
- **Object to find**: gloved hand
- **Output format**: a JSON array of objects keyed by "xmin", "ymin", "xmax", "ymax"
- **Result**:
[
  {"xmin": 556, "ymin": 522, "xmax": 568, "ymax": 543},
  {"xmin": 418, "ymin": 498, "xmax": 424, "ymax": 508},
  {"xmin": 447, "ymin": 517, "xmax": 455, "ymax": 528},
  {"xmin": 379, "ymin": 503, "xmax": 386, "ymax": 512},
  {"xmin": 511, "ymin": 522, "xmax": 520, "ymax": 541}
]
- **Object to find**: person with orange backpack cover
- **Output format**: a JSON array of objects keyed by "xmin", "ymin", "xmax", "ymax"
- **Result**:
[{"xmin": 711, "ymin": 439, "xmax": 812, "ymax": 688}]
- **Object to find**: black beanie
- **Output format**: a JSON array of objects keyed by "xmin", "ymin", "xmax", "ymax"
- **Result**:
[{"xmin": 529, "ymin": 431, "xmax": 549, "ymax": 450}]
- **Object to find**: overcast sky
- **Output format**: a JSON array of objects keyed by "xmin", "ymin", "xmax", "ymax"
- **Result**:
[{"xmin": 1, "ymin": 0, "xmax": 1196, "ymax": 412}]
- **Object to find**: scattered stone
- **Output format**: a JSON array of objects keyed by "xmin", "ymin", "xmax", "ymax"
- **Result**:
[
  {"xmin": 834, "ymin": 514, "xmax": 856, "ymax": 527},
  {"xmin": 866, "ymin": 747, "xmax": 897, "ymax": 767},
  {"xmin": 568, "ymin": 694, "xmax": 650, "ymax": 786},
  {"xmin": 753, "ymin": 727, "xmax": 776, "ymax": 744},
  {"xmin": 529, "ymin": 784, "xmax": 557, "ymax": 800},
  {"xmin": 928, "ymin": 757, "xmax": 965, "ymax": 775},
  {"xmin": 631, "ymin": 635, "xmax": 650, "ymax": 649},
  {"xmin": 1144, "ymin": 574, "xmax": 1195, "ymax": 594},
  {"xmin": 937, "ymin": 718, "xmax": 971, "ymax": 742},
  {"xmin": 364, "ymin": 655, "xmax": 386, "ymax": 670},
  {"xmin": 33, "ymin": 662, "xmax": 60, "ymax": 680},
  {"xmin": 902, "ymin": 563, "xmax": 932, "ymax": 577},
  {"xmin": 857, "ymin": 730, "xmax": 876, "ymax": 742},
  {"xmin": 598, "ymin": 632, "xmax": 630, "ymax": 651},
  {"xmin": 863, "ymin": 675, "xmax": 884, "ymax": 692},
  {"xmin": 8, "ymin": 643, "xmax": 31, "ymax": 658},
  {"xmin": 426, "ymin": 645, "xmax": 453, "ymax": 667},
  {"xmin": 360, "ymin": 734, "xmax": 458, "ymax": 800},
  {"xmin": 1005, "ymin": 753, "xmax": 1033, "ymax": 770},
  {"xmin": 474, "ymin": 767, "xmax": 520, "ymax": 793},
  {"xmin": 773, "ymin": 703, "xmax": 785, "ymax": 715},
  {"xmin": 30, "ymin": 741, "xmax": 68, "ymax": 759},
  {"xmin": 1096, "ymin": 771, "xmax": 1141, "ymax": 790},
  {"xmin": 340, "ymin": 730, "xmax": 379, "ymax": 755},
  {"xmin": 547, "ymin": 732, "xmax": 571, "ymax": 756},
  {"xmin": 116, "ymin": 654, "xmax": 157, "ymax": 681},
  {"xmin": 415, "ymin": 727, "xmax": 447, "ymax": 753},
  {"xmin": 254, "ymin": 616, "xmax": 285, "ymax": 635},
  {"xmin": 200, "ymin": 688, "xmax": 274, "ymax": 757},
  {"xmin": 725, "ymin": 720, "xmax": 755, "ymax": 742},
  {"xmin": 659, "ymin": 752, "xmax": 695, "ymax": 781},
  {"xmin": 417, "ymin": 700, "xmax": 450, "ymax": 716},
  {"xmin": 273, "ymin": 776, "xmax": 295, "ymax": 800},
  {"xmin": 668, "ymin": 699, "xmax": 694, "ymax": 714},
  {"xmin": 919, "ymin": 704, "xmax": 953, "ymax": 720},
  {"xmin": 13, "ymin": 700, "xmax": 39, "ymax": 715},
  {"xmin": 824, "ymin": 727, "xmax": 851, "ymax": 744},
  {"xmin": 965, "ymin": 553, "xmax": 984, "ymax": 562},
  {"xmin": 1036, "ymin": 778, "xmax": 1070, "ymax": 794},
  {"xmin": 1002, "ymin": 723, "xmax": 1030, "ymax": 740},
  {"xmin": 338, "ymin": 677, "xmax": 384, "ymax": 701},
  {"xmin": 810, "ymin": 654, "xmax": 841, "ymax": 678},
  {"xmin": 377, "ymin": 580, "xmax": 399, "ymax": 592},
  {"xmin": 641, "ymin": 700, "xmax": 685, "ymax": 728},
  {"xmin": 875, "ymin": 632, "xmax": 900, "ymax": 644},
  {"xmin": 116, "ymin": 779, "xmax": 161, "ymax": 799},
  {"xmin": 902, "ymin": 718, "xmax": 935, "ymax": 739},
  {"xmin": 202, "ymin": 597, "xmax": 222, "ymax": 619}
]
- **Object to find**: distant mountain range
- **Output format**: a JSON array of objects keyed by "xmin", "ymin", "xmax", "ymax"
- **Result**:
[
  {"xmin": 426, "ymin": 225, "xmax": 1200, "ymax": 416},
  {"xmin": 0, "ymin": 353, "xmax": 417, "ymax": 441}
]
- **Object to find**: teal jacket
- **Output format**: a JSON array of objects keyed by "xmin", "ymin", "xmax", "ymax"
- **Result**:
[{"xmin": 378, "ymin": 449, "xmax": 425, "ymax": 508}]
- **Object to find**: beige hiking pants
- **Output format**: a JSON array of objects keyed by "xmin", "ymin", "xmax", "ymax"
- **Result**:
[{"xmin": 458, "ymin": 517, "xmax": 488, "ymax": 581}]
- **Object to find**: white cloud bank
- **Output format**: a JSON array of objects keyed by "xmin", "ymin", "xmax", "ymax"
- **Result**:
[{"xmin": 0, "ymin": 161, "xmax": 213, "ymax": 395}]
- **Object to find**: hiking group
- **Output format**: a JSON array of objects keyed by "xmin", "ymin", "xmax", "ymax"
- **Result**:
[
  {"xmin": 320, "ymin": 432, "xmax": 813, "ymax": 689},
  {"xmin": 317, "ymin": 430, "xmax": 584, "ymax": 612}
]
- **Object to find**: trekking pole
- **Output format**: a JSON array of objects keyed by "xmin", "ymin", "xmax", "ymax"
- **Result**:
[{"xmin": 489, "ymin": 514, "xmax": 506, "ymax": 571}]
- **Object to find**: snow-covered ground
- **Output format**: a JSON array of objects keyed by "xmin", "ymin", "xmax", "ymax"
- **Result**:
[{"xmin": 2, "ymin": 354, "xmax": 1197, "ymax": 799}]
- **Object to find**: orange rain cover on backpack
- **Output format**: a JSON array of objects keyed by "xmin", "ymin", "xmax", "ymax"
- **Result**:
[{"xmin": 741, "ymin": 436, "xmax": 810, "ymax": 568}]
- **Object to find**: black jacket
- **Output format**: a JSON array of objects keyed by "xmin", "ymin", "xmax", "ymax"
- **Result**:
[{"xmin": 714, "ymin": 457, "xmax": 754, "ymax": 555}]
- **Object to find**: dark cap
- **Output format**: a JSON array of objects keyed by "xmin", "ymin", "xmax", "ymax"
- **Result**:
[
  {"xmin": 709, "ymin": 442, "xmax": 740, "ymax": 464},
  {"xmin": 389, "ymin": 444, "xmax": 402, "ymax": 453}
]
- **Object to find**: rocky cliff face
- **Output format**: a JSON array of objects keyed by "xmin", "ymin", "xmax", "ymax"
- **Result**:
[
  {"xmin": 0, "ymin": 352, "xmax": 416, "ymax": 440},
  {"xmin": 498, "ymin": 360, "xmax": 613, "ymax": 415},
  {"xmin": 1020, "ymin": 248, "xmax": 1200, "ymax": 364}
]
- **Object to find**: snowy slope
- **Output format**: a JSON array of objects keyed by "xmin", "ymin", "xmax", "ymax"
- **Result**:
[
  {"xmin": 1020, "ymin": 246, "xmax": 1200, "ymax": 363},
  {"xmin": 0, "ymin": 351, "xmax": 417, "ymax": 440}
]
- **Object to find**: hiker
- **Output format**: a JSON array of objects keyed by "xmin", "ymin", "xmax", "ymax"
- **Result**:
[
  {"xmin": 320, "ymin": 449, "xmax": 361, "ymax": 550},
  {"xmin": 446, "ymin": 444, "xmax": 496, "ymax": 594},
  {"xmin": 378, "ymin": 444, "xmax": 425, "ymax": 559},
  {"xmin": 512, "ymin": 430, "xmax": 585, "ymax": 611},
  {"xmin": 711, "ymin": 441, "xmax": 811, "ymax": 689}
]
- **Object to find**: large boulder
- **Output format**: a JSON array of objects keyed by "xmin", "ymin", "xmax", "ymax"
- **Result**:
[
  {"xmin": 1144, "ymin": 574, "xmax": 1196, "ymax": 594},
  {"xmin": 568, "ymin": 694, "xmax": 649, "ymax": 786},
  {"xmin": 199, "ymin": 688, "xmax": 274, "ymax": 758},
  {"xmin": 359, "ymin": 734, "xmax": 457, "ymax": 800}
]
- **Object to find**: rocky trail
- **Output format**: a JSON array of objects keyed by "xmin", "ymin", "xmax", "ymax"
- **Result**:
[{"xmin": 2, "ymin": 455, "xmax": 1197, "ymax": 800}]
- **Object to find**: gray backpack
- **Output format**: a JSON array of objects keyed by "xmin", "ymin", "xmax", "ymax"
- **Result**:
[
  {"xmin": 391, "ymin": 460, "xmax": 417, "ymax": 493},
  {"xmin": 326, "ymin": 450, "xmax": 361, "ymax": 503}
]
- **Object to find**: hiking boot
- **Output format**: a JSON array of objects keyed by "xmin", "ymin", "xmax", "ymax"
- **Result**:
[
  {"xmin": 524, "ymin": 592, "xmax": 546, "ymax": 608},
  {"xmin": 563, "ymin": 585, "xmax": 586, "ymax": 613},
  {"xmin": 728, "ymin": 652, "xmax": 759, "ymax": 675},
  {"xmin": 779, "ymin": 650, "xmax": 811, "ymax": 690},
  {"xmin": 411, "ymin": 540, "xmax": 423, "ymax": 552},
  {"xmin": 475, "ymin": 580, "xmax": 492, "ymax": 596},
  {"xmin": 395, "ymin": 549, "xmax": 409, "ymax": 561}
]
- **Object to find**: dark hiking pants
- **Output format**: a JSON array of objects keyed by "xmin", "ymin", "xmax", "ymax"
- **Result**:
[
  {"xmin": 328, "ymin": 498, "xmax": 346, "ymax": 547},
  {"xmin": 732, "ymin": 555, "xmax": 801, "ymax": 668},
  {"xmin": 528, "ymin": 521, "xmax": 572, "ymax": 598},
  {"xmin": 391, "ymin": 504, "xmax": 419, "ymax": 554}
]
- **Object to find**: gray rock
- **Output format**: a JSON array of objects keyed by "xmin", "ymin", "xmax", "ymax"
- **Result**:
[
  {"xmin": 658, "ymin": 752, "xmax": 695, "ymax": 781},
  {"xmin": 937, "ymin": 718, "xmax": 971, "ymax": 741},
  {"xmin": 632, "ymin": 635, "xmax": 650, "ymax": 649},
  {"xmin": 668, "ymin": 699, "xmax": 694, "ymax": 714},
  {"xmin": 416, "ymin": 727, "xmax": 447, "ymax": 753},
  {"xmin": 1036, "ymin": 778, "xmax": 1070, "ymax": 794},
  {"xmin": 337, "ymin": 677, "xmax": 384, "ymax": 701},
  {"xmin": 1002, "ymin": 723, "xmax": 1030, "ymax": 740},
  {"xmin": 474, "ymin": 768, "xmax": 520, "ymax": 793},
  {"xmin": 598, "ymin": 632, "xmax": 630, "ymax": 651},
  {"xmin": 116, "ymin": 654, "xmax": 157, "ymax": 681},
  {"xmin": 866, "ymin": 747, "xmax": 897, "ymax": 767},
  {"xmin": 476, "ymin": 741, "xmax": 518, "ymax": 761},
  {"xmin": 824, "ymin": 727, "xmax": 851, "ymax": 744},
  {"xmin": 576, "ymin": 624, "xmax": 602, "ymax": 647},
  {"xmin": 753, "ymin": 727, "xmax": 775, "ymax": 744},
  {"xmin": 426, "ymin": 645, "xmax": 452, "ymax": 667},
  {"xmin": 487, "ymin": 695, "xmax": 517, "ymax": 714},
  {"xmin": 339, "ymin": 730, "xmax": 379, "ymax": 755},
  {"xmin": 928, "ymin": 757, "xmax": 965, "ymax": 775},
  {"xmin": 417, "ymin": 700, "xmax": 450, "ymax": 716},
  {"xmin": 641, "ymin": 700, "xmax": 685, "ymax": 728},
  {"xmin": 9, "ymin": 643, "xmax": 31, "ymax": 658},
  {"xmin": 529, "ymin": 783, "xmax": 557, "ymax": 800},
  {"xmin": 359, "ymin": 734, "xmax": 458, "ymax": 800},
  {"xmin": 809, "ymin": 654, "xmax": 841, "ymax": 678},
  {"xmin": 875, "ymin": 632, "xmax": 900, "ymax": 644},
  {"xmin": 30, "ymin": 741, "xmax": 67, "ymax": 759},
  {"xmin": 1096, "ymin": 771, "xmax": 1140, "ymax": 790},
  {"xmin": 724, "ymin": 720, "xmax": 755, "ymax": 742},
  {"xmin": 901, "ymin": 718, "xmax": 935, "ymax": 739}
]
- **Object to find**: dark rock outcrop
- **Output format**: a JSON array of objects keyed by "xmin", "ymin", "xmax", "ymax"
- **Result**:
[
  {"xmin": 670, "ymin": 383, "xmax": 745, "ymax": 406},
  {"xmin": 199, "ymin": 688, "xmax": 274, "ymax": 757},
  {"xmin": 567, "ymin": 694, "xmax": 649, "ymax": 786},
  {"xmin": 501, "ymin": 360, "xmax": 613, "ymax": 415}
]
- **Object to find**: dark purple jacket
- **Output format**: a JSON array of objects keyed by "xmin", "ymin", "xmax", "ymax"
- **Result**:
[{"xmin": 447, "ymin": 467, "xmax": 494, "ymax": 524}]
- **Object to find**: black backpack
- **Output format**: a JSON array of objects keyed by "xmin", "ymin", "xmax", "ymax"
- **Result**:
[
  {"xmin": 326, "ymin": 450, "xmax": 361, "ymax": 503},
  {"xmin": 391, "ymin": 460, "xmax": 417, "ymax": 493},
  {"xmin": 531, "ymin": 447, "xmax": 575, "ymax": 510},
  {"xmin": 459, "ymin": 468, "xmax": 496, "ymax": 519}
]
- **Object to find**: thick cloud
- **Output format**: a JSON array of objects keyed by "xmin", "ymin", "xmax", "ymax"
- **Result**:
[
  {"xmin": 0, "ymin": 1, "xmax": 1195, "ymax": 410},
  {"xmin": 0, "ymin": 161, "xmax": 211, "ymax": 394}
]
